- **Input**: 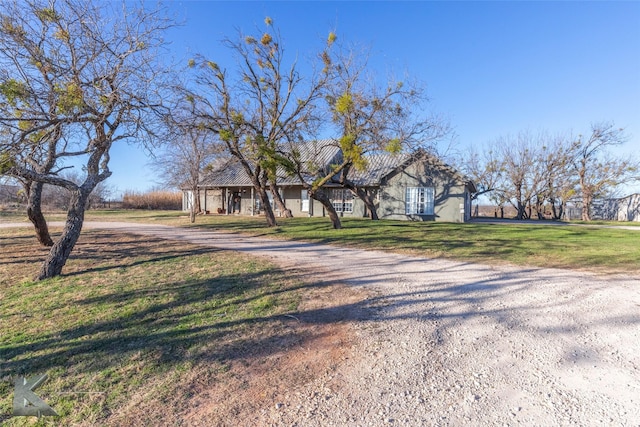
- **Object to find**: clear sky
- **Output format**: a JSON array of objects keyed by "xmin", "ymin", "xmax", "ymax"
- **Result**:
[{"xmin": 105, "ymin": 0, "xmax": 640, "ymax": 197}]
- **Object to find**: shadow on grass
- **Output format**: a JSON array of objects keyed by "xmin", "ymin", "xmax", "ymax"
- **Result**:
[
  {"xmin": 2, "ymin": 221, "xmax": 639, "ymax": 421},
  {"xmin": 63, "ymin": 232, "xmax": 222, "ymax": 277},
  {"xmin": 4, "ymin": 254, "xmax": 638, "ymax": 382},
  {"xmin": 0, "ymin": 266, "xmax": 363, "ymax": 378}
]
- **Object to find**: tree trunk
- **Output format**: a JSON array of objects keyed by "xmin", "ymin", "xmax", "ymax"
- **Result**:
[
  {"xmin": 37, "ymin": 189, "xmax": 89, "ymax": 280},
  {"xmin": 516, "ymin": 201, "xmax": 525, "ymax": 220},
  {"xmin": 310, "ymin": 188, "xmax": 341, "ymax": 229},
  {"xmin": 551, "ymin": 199, "xmax": 564, "ymax": 221},
  {"xmin": 190, "ymin": 186, "xmax": 197, "ymax": 223},
  {"xmin": 344, "ymin": 183, "xmax": 378, "ymax": 220},
  {"xmin": 256, "ymin": 185, "xmax": 277, "ymax": 227},
  {"xmin": 26, "ymin": 181, "xmax": 54, "ymax": 246},
  {"xmin": 270, "ymin": 183, "xmax": 293, "ymax": 218},
  {"xmin": 195, "ymin": 188, "xmax": 202, "ymax": 215},
  {"xmin": 550, "ymin": 198, "xmax": 559, "ymax": 220},
  {"xmin": 582, "ymin": 193, "xmax": 592, "ymax": 221},
  {"xmin": 579, "ymin": 166, "xmax": 591, "ymax": 221}
]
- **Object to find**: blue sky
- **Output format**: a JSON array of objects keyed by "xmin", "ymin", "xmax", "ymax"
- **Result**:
[{"xmin": 106, "ymin": 1, "xmax": 640, "ymax": 197}]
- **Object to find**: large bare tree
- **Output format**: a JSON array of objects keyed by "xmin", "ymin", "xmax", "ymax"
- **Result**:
[
  {"xmin": 0, "ymin": 0, "xmax": 173, "ymax": 279},
  {"xmin": 281, "ymin": 44, "xmax": 451, "ymax": 228},
  {"xmin": 187, "ymin": 18, "xmax": 330, "ymax": 227},
  {"xmin": 535, "ymin": 134, "xmax": 576, "ymax": 220},
  {"xmin": 329, "ymin": 50, "xmax": 450, "ymax": 223},
  {"xmin": 572, "ymin": 122, "xmax": 638, "ymax": 221}
]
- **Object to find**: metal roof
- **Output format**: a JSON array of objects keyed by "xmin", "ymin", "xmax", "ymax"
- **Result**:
[
  {"xmin": 198, "ymin": 143, "xmax": 475, "ymax": 191},
  {"xmin": 344, "ymin": 152, "xmax": 411, "ymax": 186},
  {"xmin": 198, "ymin": 139, "xmax": 342, "ymax": 188}
]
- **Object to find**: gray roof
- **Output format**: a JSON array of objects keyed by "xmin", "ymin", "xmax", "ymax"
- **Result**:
[
  {"xmin": 199, "ymin": 139, "xmax": 342, "ymax": 188},
  {"xmin": 276, "ymin": 139, "xmax": 342, "ymax": 185},
  {"xmin": 200, "ymin": 158, "xmax": 254, "ymax": 187},
  {"xmin": 346, "ymin": 152, "xmax": 411, "ymax": 186},
  {"xmin": 198, "ymin": 143, "xmax": 475, "ymax": 191}
]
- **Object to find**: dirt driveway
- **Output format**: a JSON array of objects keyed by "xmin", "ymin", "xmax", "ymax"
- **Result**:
[{"xmin": 8, "ymin": 221, "xmax": 640, "ymax": 425}]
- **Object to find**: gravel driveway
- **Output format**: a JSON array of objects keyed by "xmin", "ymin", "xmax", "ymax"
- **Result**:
[{"xmin": 7, "ymin": 221, "xmax": 640, "ymax": 426}]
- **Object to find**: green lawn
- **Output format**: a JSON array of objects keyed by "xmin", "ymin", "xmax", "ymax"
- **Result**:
[
  {"xmin": 185, "ymin": 215, "xmax": 640, "ymax": 274},
  {"xmin": 3, "ymin": 209, "xmax": 639, "ymax": 273},
  {"xmin": 1, "ymin": 210, "xmax": 638, "ymax": 424},
  {"xmin": 0, "ymin": 227, "xmax": 330, "ymax": 426}
]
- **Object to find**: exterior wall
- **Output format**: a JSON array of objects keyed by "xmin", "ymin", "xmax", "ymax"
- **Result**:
[
  {"xmin": 592, "ymin": 194, "xmax": 640, "ymax": 222},
  {"xmin": 198, "ymin": 189, "xmax": 224, "ymax": 214},
  {"xmin": 182, "ymin": 191, "xmax": 193, "ymax": 212},
  {"xmin": 350, "ymin": 197, "xmax": 367, "ymax": 218},
  {"xmin": 617, "ymin": 194, "xmax": 640, "ymax": 222},
  {"xmin": 330, "ymin": 188, "xmax": 376, "ymax": 218},
  {"xmin": 185, "ymin": 186, "xmax": 331, "ymax": 218},
  {"xmin": 280, "ymin": 186, "xmax": 305, "ymax": 217},
  {"xmin": 234, "ymin": 188, "xmax": 252, "ymax": 215},
  {"xmin": 273, "ymin": 186, "xmax": 339, "ymax": 218},
  {"xmin": 378, "ymin": 160, "xmax": 469, "ymax": 222}
]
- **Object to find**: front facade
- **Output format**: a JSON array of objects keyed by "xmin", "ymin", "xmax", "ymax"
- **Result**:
[
  {"xmin": 591, "ymin": 193, "xmax": 640, "ymax": 222},
  {"xmin": 377, "ymin": 155, "xmax": 474, "ymax": 222},
  {"xmin": 183, "ymin": 147, "xmax": 475, "ymax": 223}
]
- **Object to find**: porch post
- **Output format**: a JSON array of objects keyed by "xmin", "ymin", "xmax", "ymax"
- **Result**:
[
  {"xmin": 222, "ymin": 188, "xmax": 226, "ymax": 213},
  {"xmin": 226, "ymin": 188, "xmax": 230, "ymax": 215},
  {"xmin": 203, "ymin": 188, "xmax": 207, "ymax": 213},
  {"xmin": 251, "ymin": 187, "xmax": 254, "ymax": 216}
]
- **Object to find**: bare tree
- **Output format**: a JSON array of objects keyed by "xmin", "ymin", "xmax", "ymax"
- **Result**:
[
  {"xmin": 330, "ymin": 48, "xmax": 450, "ymax": 223},
  {"xmin": 535, "ymin": 134, "xmax": 576, "ymax": 220},
  {"xmin": 280, "ymin": 44, "xmax": 451, "ymax": 228},
  {"xmin": 572, "ymin": 122, "xmax": 638, "ymax": 221},
  {"xmin": 463, "ymin": 147, "xmax": 506, "ymax": 217},
  {"xmin": 466, "ymin": 124, "xmax": 639, "ymax": 222},
  {"xmin": 468, "ymin": 132, "xmax": 543, "ymax": 220},
  {"xmin": 465, "ymin": 147, "xmax": 502, "ymax": 200},
  {"xmin": 152, "ymin": 101, "xmax": 224, "ymax": 223},
  {"xmin": 187, "ymin": 18, "xmax": 330, "ymax": 227},
  {"xmin": 0, "ymin": 0, "xmax": 173, "ymax": 279}
]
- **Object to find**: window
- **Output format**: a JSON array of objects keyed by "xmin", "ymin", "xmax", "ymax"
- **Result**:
[
  {"xmin": 331, "ymin": 189, "xmax": 353, "ymax": 213},
  {"xmin": 406, "ymin": 187, "xmax": 434, "ymax": 215},
  {"xmin": 301, "ymin": 189, "xmax": 309, "ymax": 212}
]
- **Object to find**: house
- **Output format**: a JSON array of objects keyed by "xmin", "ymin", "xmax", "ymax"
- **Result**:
[
  {"xmin": 592, "ymin": 193, "xmax": 640, "ymax": 222},
  {"xmin": 183, "ymin": 140, "xmax": 476, "ymax": 222}
]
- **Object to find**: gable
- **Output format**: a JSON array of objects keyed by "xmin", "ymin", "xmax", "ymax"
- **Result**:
[{"xmin": 375, "ymin": 150, "xmax": 475, "ymax": 193}]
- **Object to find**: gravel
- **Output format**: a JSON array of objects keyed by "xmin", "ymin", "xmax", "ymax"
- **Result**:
[{"xmin": 8, "ymin": 221, "xmax": 640, "ymax": 426}]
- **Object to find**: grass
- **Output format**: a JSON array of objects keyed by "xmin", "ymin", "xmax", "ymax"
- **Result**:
[
  {"xmin": 183, "ymin": 215, "xmax": 640, "ymax": 274},
  {"xmin": 3, "ymin": 209, "xmax": 639, "ymax": 273},
  {"xmin": 1, "ymin": 210, "xmax": 637, "ymax": 423},
  {"xmin": 0, "ymin": 208, "xmax": 188, "ymax": 224},
  {"xmin": 0, "ymin": 226, "xmax": 338, "ymax": 426}
]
